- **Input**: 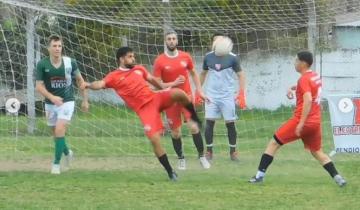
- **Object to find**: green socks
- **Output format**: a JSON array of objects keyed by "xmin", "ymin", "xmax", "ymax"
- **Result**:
[{"xmin": 54, "ymin": 137, "xmax": 68, "ymax": 164}]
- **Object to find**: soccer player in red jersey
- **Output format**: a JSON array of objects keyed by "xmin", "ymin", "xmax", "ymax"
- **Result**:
[
  {"xmin": 82, "ymin": 47, "xmax": 202, "ymax": 181},
  {"xmin": 249, "ymin": 51, "xmax": 346, "ymax": 187},
  {"xmin": 153, "ymin": 31, "xmax": 210, "ymax": 170}
]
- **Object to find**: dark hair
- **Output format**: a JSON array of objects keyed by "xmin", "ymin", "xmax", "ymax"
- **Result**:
[
  {"xmin": 297, "ymin": 51, "xmax": 313, "ymax": 66},
  {"xmin": 48, "ymin": 34, "xmax": 62, "ymax": 46},
  {"xmin": 116, "ymin": 47, "xmax": 133, "ymax": 61}
]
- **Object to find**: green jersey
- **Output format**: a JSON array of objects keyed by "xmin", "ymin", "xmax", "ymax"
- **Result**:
[{"xmin": 36, "ymin": 56, "xmax": 80, "ymax": 104}]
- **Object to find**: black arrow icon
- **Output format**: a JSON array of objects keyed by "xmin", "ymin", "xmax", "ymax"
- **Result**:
[{"xmin": 11, "ymin": 102, "xmax": 16, "ymax": 109}]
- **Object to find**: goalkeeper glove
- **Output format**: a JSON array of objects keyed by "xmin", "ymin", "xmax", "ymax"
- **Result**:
[{"xmin": 236, "ymin": 89, "xmax": 246, "ymax": 109}]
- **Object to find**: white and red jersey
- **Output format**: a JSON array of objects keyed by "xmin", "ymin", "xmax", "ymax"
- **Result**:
[
  {"xmin": 103, "ymin": 65, "xmax": 154, "ymax": 113},
  {"xmin": 294, "ymin": 70, "xmax": 322, "ymax": 123},
  {"xmin": 153, "ymin": 50, "xmax": 194, "ymax": 96}
]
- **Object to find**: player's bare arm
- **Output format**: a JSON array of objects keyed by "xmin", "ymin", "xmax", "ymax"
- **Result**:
[
  {"xmin": 35, "ymin": 80, "xmax": 63, "ymax": 106},
  {"xmin": 295, "ymin": 92, "xmax": 312, "ymax": 136},
  {"xmin": 154, "ymin": 75, "xmax": 185, "ymax": 89},
  {"xmin": 146, "ymin": 74, "xmax": 166, "ymax": 90},
  {"xmin": 75, "ymin": 74, "xmax": 89, "ymax": 112},
  {"xmin": 84, "ymin": 80, "xmax": 106, "ymax": 90},
  {"xmin": 189, "ymin": 69, "xmax": 207, "ymax": 101},
  {"xmin": 199, "ymin": 70, "xmax": 208, "ymax": 86}
]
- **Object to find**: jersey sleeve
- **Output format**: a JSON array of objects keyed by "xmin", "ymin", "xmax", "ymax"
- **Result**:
[
  {"xmin": 71, "ymin": 58, "xmax": 81, "ymax": 78},
  {"xmin": 298, "ymin": 77, "xmax": 312, "ymax": 94},
  {"xmin": 232, "ymin": 55, "xmax": 242, "ymax": 73},
  {"xmin": 153, "ymin": 58, "xmax": 162, "ymax": 78},
  {"xmin": 36, "ymin": 61, "xmax": 44, "ymax": 81},
  {"xmin": 202, "ymin": 54, "xmax": 209, "ymax": 71},
  {"xmin": 103, "ymin": 72, "xmax": 114, "ymax": 88}
]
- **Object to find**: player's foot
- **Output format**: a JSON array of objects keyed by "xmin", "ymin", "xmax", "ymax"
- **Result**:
[
  {"xmin": 230, "ymin": 151, "xmax": 239, "ymax": 162},
  {"xmin": 168, "ymin": 171, "xmax": 178, "ymax": 181},
  {"xmin": 334, "ymin": 174, "xmax": 346, "ymax": 187},
  {"xmin": 199, "ymin": 156, "xmax": 211, "ymax": 169},
  {"xmin": 51, "ymin": 164, "xmax": 61, "ymax": 175},
  {"xmin": 205, "ymin": 151, "xmax": 213, "ymax": 161},
  {"xmin": 64, "ymin": 149, "xmax": 74, "ymax": 168},
  {"xmin": 249, "ymin": 176, "xmax": 263, "ymax": 183},
  {"xmin": 178, "ymin": 158, "xmax": 186, "ymax": 170}
]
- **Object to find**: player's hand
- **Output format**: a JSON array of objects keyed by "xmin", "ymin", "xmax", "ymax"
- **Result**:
[
  {"xmin": 173, "ymin": 75, "xmax": 185, "ymax": 87},
  {"xmin": 295, "ymin": 122, "xmax": 304, "ymax": 137},
  {"xmin": 287, "ymin": 89, "xmax": 294, "ymax": 99},
  {"xmin": 194, "ymin": 91, "xmax": 210, "ymax": 106},
  {"xmin": 50, "ymin": 96, "xmax": 63, "ymax": 106},
  {"xmin": 80, "ymin": 82, "xmax": 90, "ymax": 90},
  {"xmin": 81, "ymin": 100, "xmax": 89, "ymax": 112},
  {"xmin": 235, "ymin": 89, "xmax": 246, "ymax": 109}
]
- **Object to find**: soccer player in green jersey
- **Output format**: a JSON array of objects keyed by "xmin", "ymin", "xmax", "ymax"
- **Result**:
[{"xmin": 36, "ymin": 34, "xmax": 88, "ymax": 174}]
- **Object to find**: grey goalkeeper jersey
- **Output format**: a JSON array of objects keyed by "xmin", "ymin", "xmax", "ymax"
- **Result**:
[{"xmin": 202, "ymin": 51, "xmax": 242, "ymax": 99}]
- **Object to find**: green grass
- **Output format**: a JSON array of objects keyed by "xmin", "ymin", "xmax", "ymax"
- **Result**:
[{"xmin": 0, "ymin": 105, "xmax": 359, "ymax": 209}]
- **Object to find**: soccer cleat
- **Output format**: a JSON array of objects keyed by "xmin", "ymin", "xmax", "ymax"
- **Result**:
[
  {"xmin": 178, "ymin": 158, "xmax": 186, "ymax": 170},
  {"xmin": 334, "ymin": 175, "xmax": 347, "ymax": 187},
  {"xmin": 205, "ymin": 151, "xmax": 213, "ymax": 161},
  {"xmin": 199, "ymin": 156, "xmax": 211, "ymax": 169},
  {"xmin": 64, "ymin": 149, "xmax": 74, "ymax": 168},
  {"xmin": 51, "ymin": 164, "xmax": 61, "ymax": 175},
  {"xmin": 249, "ymin": 176, "xmax": 264, "ymax": 183},
  {"xmin": 230, "ymin": 151, "xmax": 239, "ymax": 162},
  {"xmin": 168, "ymin": 171, "xmax": 178, "ymax": 181}
]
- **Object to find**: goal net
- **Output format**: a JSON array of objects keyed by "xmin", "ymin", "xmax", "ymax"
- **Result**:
[{"xmin": 1, "ymin": 0, "xmax": 360, "ymax": 161}]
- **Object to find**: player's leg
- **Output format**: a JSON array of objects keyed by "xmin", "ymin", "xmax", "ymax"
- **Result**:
[
  {"xmin": 221, "ymin": 97, "xmax": 239, "ymax": 161},
  {"xmin": 147, "ymin": 132, "xmax": 177, "ymax": 180},
  {"xmin": 250, "ymin": 119, "xmax": 298, "ymax": 183},
  {"xmin": 139, "ymin": 98, "xmax": 177, "ymax": 180},
  {"xmin": 204, "ymin": 99, "xmax": 221, "ymax": 160},
  {"xmin": 52, "ymin": 101, "xmax": 75, "ymax": 174},
  {"xmin": 165, "ymin": 105, "xmax": 186, "ymax": 170},
  {"xmin": 302, "ymin": 125, "xmax": 346, "ymax": 187},
  {"xmin": 185, "ymin": 114, "xmax": 210, "ymax": 169},
  {"xmin": 169, "ymin": 88, "xmax": 202, "ymax": 127}
]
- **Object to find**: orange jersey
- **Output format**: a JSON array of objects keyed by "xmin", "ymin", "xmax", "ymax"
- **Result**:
[
  {"xmin": 294, "ymin": 71, "xmax": 322, "ymax": 123},
  {"xmin": 153, "ymin": 51, "xmax": 194, "ymax": 95},
  {"xmin": 103, "ymin": 65, "xmax": 154, "ymax": 113}
]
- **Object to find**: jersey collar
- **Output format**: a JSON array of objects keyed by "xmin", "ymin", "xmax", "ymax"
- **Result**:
[{"xmin": 165, "ymin": 50, "xmax": 179, "ymax": 58}]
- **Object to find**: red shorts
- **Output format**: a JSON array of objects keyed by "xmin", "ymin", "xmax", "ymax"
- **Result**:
[
  {"xmin": 136, "ymin": 90, "xmax": 174, "ymax": 138},
  {"xmin": 274, "ymin": 118, "xmax": 322, "ymax": 152},
  {"xmin": 165, "ymin": 103, "xmax": 191, "ymax": 129}
]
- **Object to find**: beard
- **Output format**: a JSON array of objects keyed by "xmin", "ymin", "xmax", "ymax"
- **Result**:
[
  {"xmin": 166, "ymin": 45, "xmax": 176, "ymax": 52},
  {"xmin": 125, "ymin": 63, "xmax": 135, "ymax": 69}
]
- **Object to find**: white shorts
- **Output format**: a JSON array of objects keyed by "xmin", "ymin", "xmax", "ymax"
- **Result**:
[
  {"xmin": 45, "ymin": 101, "xmax": 75, "ymax": 126},
  {"xmin": 205, "ymin": 97, "xmax": 237, "ymax": 121}
]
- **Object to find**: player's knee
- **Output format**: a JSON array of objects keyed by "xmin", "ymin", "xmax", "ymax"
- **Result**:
[
  {"xmin": 171, "ymin": 129, "xmax": 181, "ymax": 139},
  {"xmin": 171, "ymin": 88, "xmax": 188, "ymax": 104},
  {"xmin": 189, "ymin": 123, "xmax": 199, "ymax": 134}
]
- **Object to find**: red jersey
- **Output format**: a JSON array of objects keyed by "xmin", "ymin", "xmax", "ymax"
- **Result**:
[
  {"xmin": 294, "ymin": 71, "xmax": 322, "ymax": 123},
  {"xmin": 153, "ymin": 50, "xmax": 194, "ymax": 95},
  {"xmin": 103, "ymin": 65, "xmax": 154, "ymax": 113}
]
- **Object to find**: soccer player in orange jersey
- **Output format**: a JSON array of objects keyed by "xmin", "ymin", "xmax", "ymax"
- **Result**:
[
  {"xmin": 249, "ymin": 51, "xmax": 346, "ymax": 187},
  {"xmin": 153, "ymin": 31, "xmax": 210, "ymax": 170},
  {"xmin": 82, "ymin": 47, "xmax": 202, "ymax": 181}
]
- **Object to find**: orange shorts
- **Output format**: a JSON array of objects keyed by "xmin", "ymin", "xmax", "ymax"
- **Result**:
[
  {"xmin": 274, "ymin": 118, "xmax": 322, "ymax": 152},
  {"xmin": 136, "ymin": 90, "xmax": 174, "ymax": 138},
  {"xmin": 164, "ymin": 103, "xmax": 191, "ymax": 129}
]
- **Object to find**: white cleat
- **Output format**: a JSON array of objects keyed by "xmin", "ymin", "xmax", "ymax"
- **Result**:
[
  {"xmin": 51, "ymin": 164, "xmax": 61, "ymax": 175},
  {"xmin": 178, "ymin": 158, "xmax": 186, "ymax": 170},
  {"xmin": 334, "ymin": 174, "xmax": 347, "ymax": 187},
  {"xmin": 64, "ymin": 149, "xmax": 74, "ymax": 168},
  {"xmin": 199, "ymin": 156, "xmax": 211, "ymax": 169}
]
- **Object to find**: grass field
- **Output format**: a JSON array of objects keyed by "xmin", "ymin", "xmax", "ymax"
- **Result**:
[{"xmin": 0, "ymin": 105, "xmax": 359, "ymax": 209}]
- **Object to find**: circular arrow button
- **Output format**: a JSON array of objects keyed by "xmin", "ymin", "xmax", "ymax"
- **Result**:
[{"xmin": 338, "ymin": 98, "xmax": 353, "ymax": 113}]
